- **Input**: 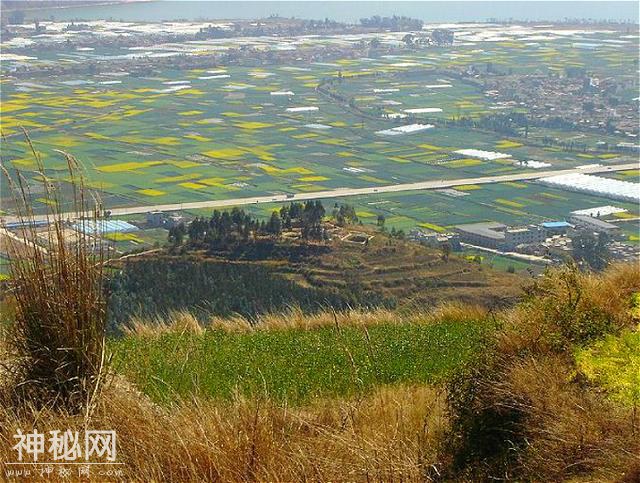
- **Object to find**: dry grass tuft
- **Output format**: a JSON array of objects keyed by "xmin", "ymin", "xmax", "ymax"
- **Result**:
[
  {"xmin": 124, "ymin": 310, "xmax": 204, "ymax": 338},
  {"xmin": 124, "ymin": 304, "xmax": 489, "ymax": 336},
  {"xmin": 1, "ymin": 131, "xmax": 108, "ymax": 413},
  {"xmin": 424, "ymin": 302, "xmax": 489, "ymax": 325},
  {"xmin": 118, "ymin": 302, "xmax": 489, "ymax": 337},
  {"xmin": 499, "ymin": 354, "xmax": 640, "ymax": 481},
  {"xmin": 442, "ymin": 263, "xmax": 640, "ymax": 482},
  {"xmin": 498, "ymin": 262, "xmax": 640, "ymax": 356},
  {"xmin": 209, "ymin": 306, "xmax": 404, "ymax": 332},
  {"xmin": 206, "ymin": 303, "xmax": 488, "ymax": 334}
]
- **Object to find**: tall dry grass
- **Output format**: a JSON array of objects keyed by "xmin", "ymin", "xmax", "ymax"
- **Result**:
[
  {"xmin": 0, "ymin": 381, "xmax": 446, "ymax": 481},
  {"xmin": 123, "ymin": 302, "xmax": 489, "ymax": 337},
  {"xmin": 494, "ymin": 261, "xmax": 640, "ymax": 358},
  {"xmin": 497, "ymin": 354, "xmax": 640, "ymax": 481},
  {"xmin": 0, "ymin": 132, "xmax": 108, "ymax": 413},
  {"xmin": 441, "ymin": 262, "xmax": 640, "ymax": 482}
]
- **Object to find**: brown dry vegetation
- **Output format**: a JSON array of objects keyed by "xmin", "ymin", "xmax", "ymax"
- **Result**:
[
  {"xmin": 440, "ymin": 261, "xmax": 640, "ymax": 482},
  {"xmin": 124, "ymin": 302, "xmax": 489, "ymax": 336},
  {"xmin": 0, "ymin": 263, "xmax": 639, "ymax": 481},
  {"xmin": 297, "ymin": 228, "xmax": 523, "ymax": 308},
  {"xmin": 0, "ymin": 381, "xmax": 446, "ymax": 481},
  {"xmin": 1, "ymin": 137, "xmax": 108, "ymax": 413}
]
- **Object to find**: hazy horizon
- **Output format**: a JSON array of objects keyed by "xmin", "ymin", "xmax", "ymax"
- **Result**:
[{"xmin": 17, "ymin": 1, "xmax": 640, "ymax": 23}]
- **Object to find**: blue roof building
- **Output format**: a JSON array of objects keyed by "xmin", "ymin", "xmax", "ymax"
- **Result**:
[
  {"xmin": 541, "ymin": 221, "xmax": 572, "ymax": 229},
  {"xmin": 541, "ymin": 221, "xmax": 572, "ymax": 235}
]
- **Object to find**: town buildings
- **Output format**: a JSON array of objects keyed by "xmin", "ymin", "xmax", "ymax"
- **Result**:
[{"xmin": 454, "ymin": 222, "xmax": 546, "ymax": 251}]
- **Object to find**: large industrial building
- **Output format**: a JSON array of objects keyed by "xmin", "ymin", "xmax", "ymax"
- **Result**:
[
  {"xmin": 541, "ymin": 221, "xmax": 572, "ymax": 236},
  {"xmin": 455, "ymin": 222, "xmax": 546, "ymax": 250},
  {"xmin": 568, "ymin": 215, "xmax": 621, "ymax": 236}
]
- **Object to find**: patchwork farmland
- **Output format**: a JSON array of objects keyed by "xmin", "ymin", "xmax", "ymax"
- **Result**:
[{"xmin": 1, "ymin": 23, "xmax": 638, "ymax": 240}]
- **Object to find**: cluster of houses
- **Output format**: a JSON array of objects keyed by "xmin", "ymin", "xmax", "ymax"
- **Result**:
[{"xmin": 409, "ymin": 206, "xmax": 636, "ymax": 263}]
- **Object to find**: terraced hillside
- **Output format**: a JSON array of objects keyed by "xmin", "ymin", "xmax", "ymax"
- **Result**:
[
  {"xmin": 108, "ymin": 226, "xmax": 523, "ymax": 325},
  {"xmin": 290, "ymin": 227, "xmax": 521, "ymax": 303}
]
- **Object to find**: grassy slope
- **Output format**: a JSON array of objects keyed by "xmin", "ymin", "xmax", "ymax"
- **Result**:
[{"xmin": 111, "ymin": 315, "xmax": 489, "ymax": 404}]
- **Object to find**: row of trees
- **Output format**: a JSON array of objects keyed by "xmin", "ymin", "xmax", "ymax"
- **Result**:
[
  {"xmin": 446, "ymin": 111, "xmax": 607, "ymax": 143},
  {"xmin": 359, "ymin": 15, "xmax": 423, "ymax": 31},
  {"xmin": 332, "ymin": 204, "xmax": 358, "ymax": 226},
  {"xmin": 195, "ymin": 17, "xmax": 348, "ymax": 40},
  {"xmin": 168, "ymin": 201, "xmax": 364, "ymax": 250},
  {"xmin": 280, "ymin": 201, "xmax": 326, "ymax": 239},
  {"xmin": 169, "ymin": 207, "xmax": 276, "ymax": 249},
  {"xmin": 168, "ymin": 207, "xmax": 286, "ymax": 250}
]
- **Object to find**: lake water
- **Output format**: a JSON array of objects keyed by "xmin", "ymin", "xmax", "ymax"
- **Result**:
[{"xmin": 22, "ymin": 1, "xmax": 640, "ymax": 23}]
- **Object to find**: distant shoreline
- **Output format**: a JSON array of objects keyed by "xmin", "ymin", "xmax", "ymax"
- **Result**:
[
  {"xmin": 2, "ymin": 0, "xmax": 154, "ymax": 12},
  {"xmin": 12, "ymin": 1, "xmax": 638, "ymax": 24}
]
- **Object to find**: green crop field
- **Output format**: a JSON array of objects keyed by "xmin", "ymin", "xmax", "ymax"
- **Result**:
[{"xmin": 111, "ymin": 318, "xmax": 488, "ymax": 404}]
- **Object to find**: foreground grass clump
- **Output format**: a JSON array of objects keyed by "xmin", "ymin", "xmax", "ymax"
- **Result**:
[
  {"xmin": 0, "ymin": 382, "xmax": 445, "ymax": 481},
  {"xmin": 440, "ymin": 263, "xmax": 640, "ymax": 482},
  {"xmin": 1, "ymin": 137, "xmax": 108, "ymax": 412},
  {"xmin": 111, "ymin": 310, "xmax": 489, "ymax": 404}
]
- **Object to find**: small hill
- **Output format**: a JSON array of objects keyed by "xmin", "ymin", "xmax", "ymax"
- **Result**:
[
  {"xmin": 108, "ymin": 225, "xmax": 523, "ymax": 326},
  {"xmin": 282, "ymin": 226, "xmax": 522, "ymax": 307}
]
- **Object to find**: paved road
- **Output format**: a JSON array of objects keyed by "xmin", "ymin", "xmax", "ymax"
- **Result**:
[
  {"xmin": 2, "ymin": 162, "xmax": 638, "ymax": 224},
  {"xmin": 0, "ymin": 226, "xmax": 48, "ymax": 255},
  {"xmin": 460, "ymin": 242, "xmax": 552, "ymax": 265}
]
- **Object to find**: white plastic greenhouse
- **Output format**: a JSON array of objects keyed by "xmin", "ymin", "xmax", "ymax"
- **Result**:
[{"xmin": 538, "ymin": 173, "xmax": 640, "ymax": 203}]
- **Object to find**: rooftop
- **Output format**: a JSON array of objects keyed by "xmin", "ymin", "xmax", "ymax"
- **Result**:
[
  {"xmin": 455, "ymin": 222, "xmax": 507, "ymax": 240},
  {"xmin": 569, "ymin": 215, "xmax": 620, "ymax": 231},
  {"xmin": 71, "ymin": 219, "xmax": 139, "ymax": 236},
  {"xmin": 542, "ymin": 221, "xmax": 572, "ymax": 228}
]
